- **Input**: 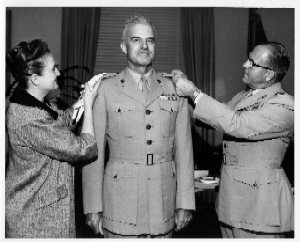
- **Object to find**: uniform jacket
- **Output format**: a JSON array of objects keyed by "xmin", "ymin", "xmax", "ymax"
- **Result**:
[
  {"xmin": 82, "ymin": 68, "xmax": 195, "ymax": 235},
  {"xmin": 193, "ymin": 82, "xmax": 294, "ymax": 233},
  {"xmin": 5, "ymin": 87, "xmax": 97, "ymax": 238}
]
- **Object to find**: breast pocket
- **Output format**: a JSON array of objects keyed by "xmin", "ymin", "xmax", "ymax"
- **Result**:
[
  {"xmin": 108, "ymin": 102, "xmax": 136, "ymax": 138},
  {"xmin": 231, "ymin": 168, "xmax": 280, "ymax": 226},
  {"xmin": 159, "ymin": 101, "xmax": 181, "ymax": 138}
]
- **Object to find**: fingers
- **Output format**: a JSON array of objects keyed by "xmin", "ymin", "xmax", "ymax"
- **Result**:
[
  {"xmin": 99, "ymin": 217, "xmax": 103, "ymax": 235},
  {"xmin": 174, "ymin": 209, "xmax": 193, "ymax": 232},
  {"xmin": 84, "ymin": 82, "xmax": 90, "ymax": 93},
  {"xmin": 89, "ymin": 74, "xmax": 103, "ymax": 88},
  {"xmin": 171, "ymin": 69, "xmax": 184, "ymax": 76},
  {"xmin": 175, "ymin": 218, "xmax": 190, "ymax": 231},
  {"xmin": 92, "ymin": 76, "xmax": 102, "ymax": 92},
  {"xmin": 86, "ymin": 213, "xmax": 101, "ymax": 234},
  {"xmin": 86, "ymin": 219, "xmax": 100, "ymax": 234}
]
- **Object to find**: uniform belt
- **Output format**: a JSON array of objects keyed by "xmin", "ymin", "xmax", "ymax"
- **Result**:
[
  {"xmin": 223, "ymin": 134, "xmax": 258, "ymax": 143},
  {"xmin": 222, "ymin": 153, "xmax": 281, "ymax": 169},
  {"xmin": 109, "ymin": 153, "xmax": 173, "ymax": 166}
]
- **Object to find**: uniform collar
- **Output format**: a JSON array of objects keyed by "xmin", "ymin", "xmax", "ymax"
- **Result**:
[
  {"xmin": 234, "ymin": 82, "xmax": 283, "ymax": 111},
  {"xmin": 116, "ymin": 68, "xmax": 164, "ymax": 107},
  {"xmin": 9, "ymin": 86, "xmax": 58, "ymax": 120},
  {"xmin": 126, "ymin": 67, "xmax": 153, "ymax": 88}
]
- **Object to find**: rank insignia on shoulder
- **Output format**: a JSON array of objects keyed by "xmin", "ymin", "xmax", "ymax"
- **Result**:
[
  {"xmin": 239, "ymin": 102, "xmax": 260, "ymax": 111},
  {"xmin": 102, "ymin": 73, "xmax": 118, "ymax": 80},
  {"xmin": 159, "ymin": 73, "xmax": 173, "ymax": 78},
  {"xmin": 160, "ymin": 93, "xmax": 178, "ymax": 101}
]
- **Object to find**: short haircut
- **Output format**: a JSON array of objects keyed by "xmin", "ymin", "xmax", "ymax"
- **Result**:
[
  {"xmin": 122, "ymin": 15, "xmax": 156, "ymax": 42},
  {"xmin": 261, "ymin": 42, "xmax": 290, "ymax": 82}
]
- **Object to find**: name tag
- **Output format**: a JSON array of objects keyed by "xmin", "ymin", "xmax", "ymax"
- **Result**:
[{"xmin": 160, "ymin": 94, "xmax": 178, "ymax": 101}]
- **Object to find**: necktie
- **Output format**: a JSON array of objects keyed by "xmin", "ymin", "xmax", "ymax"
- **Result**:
[{"xmin": 141, "ymin": 75, "xmax": 149, "ymax": 100}]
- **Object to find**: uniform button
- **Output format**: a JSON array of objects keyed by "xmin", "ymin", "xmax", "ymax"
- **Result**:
[
  {"xmin": 146, "ymin": 124, "xmax": 151, "ymax": 130},
  {"xmin": 146, "ymin": 110, "xmax": 151, "ymax": 115},
  {"xmin": 147, "ymin": 140, "xmax": 152, "ymax": 145}
]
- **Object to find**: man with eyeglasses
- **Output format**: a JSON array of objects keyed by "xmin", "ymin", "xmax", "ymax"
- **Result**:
[{"xmin": 171, "ymin": 42, "xmax": 294, "ymax": 238}]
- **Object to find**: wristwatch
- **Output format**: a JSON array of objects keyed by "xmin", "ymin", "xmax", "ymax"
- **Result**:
[{"xmin": 192, "ymin": 88, "xmax": 202, "ymax": 101}]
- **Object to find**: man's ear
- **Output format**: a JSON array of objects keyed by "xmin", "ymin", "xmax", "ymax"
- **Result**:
[
  {"xmin": 30, "ymin": 74, "xmax": 39, "ymax": 86},
  {"xmin": 120, "ymin": 42, "xmax": 127, "ymax": 54},
  {"xmin": 266, "ymin": 70, "xmax": 275, "ymax": 82}
]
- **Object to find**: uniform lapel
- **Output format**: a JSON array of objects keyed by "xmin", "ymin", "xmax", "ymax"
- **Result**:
[
  {"xmin": 146, "ymin": 71, "xmax": 164, "ymax": 106},
  {"xmin": 234, "ymin": 82, "xmax": 283, "ymax": 111},
  {"xmin": 119, "ymin": 69, "xmax": 146, "ymax": 106},
  {"xmin": 234, "ymin": 90, "xmax": 256, "ymax": 110}
]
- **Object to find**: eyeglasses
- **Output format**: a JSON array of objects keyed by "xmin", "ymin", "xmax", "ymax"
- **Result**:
[{"xmin": 247, "ymin": 59, "xmax": 273, "ymax": 70}]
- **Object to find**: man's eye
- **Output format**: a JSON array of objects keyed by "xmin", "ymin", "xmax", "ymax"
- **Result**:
[
  {"xmin": 132, "ymin": 39, "xmax": 141, "ymax": 44},
  {"xmin": 147, "ymin": 39, "xmax": 155, "ymax": 44}
]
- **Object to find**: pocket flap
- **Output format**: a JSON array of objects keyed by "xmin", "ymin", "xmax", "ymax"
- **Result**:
[
  {"xmin": 108, "ymin": 102, "xmax": 135, "ymax": 112},
  {"xmin": 159, "ymin": 101, "xmax": 181, "ymax": 113},
  {"xmin": 105, "ymin": 162, "xmax": 138, "ymax": 181},
  {"xmin": 233, "ymin": 168, "xmax": 277, "ymax": 186},
  {"xmin": 36, "ymin": 184, "xmax": 68, "ymax": 209}
]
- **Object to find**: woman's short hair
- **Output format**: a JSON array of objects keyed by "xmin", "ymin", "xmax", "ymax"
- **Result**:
[{"xmin": 6, "ymin": 39, "xmax": 51, "ymax": 89}]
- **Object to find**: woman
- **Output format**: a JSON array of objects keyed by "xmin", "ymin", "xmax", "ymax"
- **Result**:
[{"xmin": 5, "ymin": 39, "xmax": 100, "ymax": 238}]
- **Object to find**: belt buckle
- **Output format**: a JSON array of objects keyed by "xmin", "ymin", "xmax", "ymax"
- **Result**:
[
  {"xmin": 147, "ymin": 154, "xmax": 153, "ymax": 166},
  {"xmin": 223, "ymin": 154, "xmax": 227, "ymax": 165}
]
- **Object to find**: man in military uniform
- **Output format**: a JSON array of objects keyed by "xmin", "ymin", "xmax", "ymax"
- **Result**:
[
  {"xmin": 172, "ymin": 42, "xmax": 294, "ymax": 238},
  {"xmin": 82, "ymin": 15, "xmax": 195, "ymax": 238}
]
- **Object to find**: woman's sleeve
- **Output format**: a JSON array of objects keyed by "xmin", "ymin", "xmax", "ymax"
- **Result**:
[
  {"xmin": 51, "ymin": 103, "xmax": 76, "ymax": 128},
  {"xmin": 17, "ymin": 117, "xmax": 97, "ymax": 162}
]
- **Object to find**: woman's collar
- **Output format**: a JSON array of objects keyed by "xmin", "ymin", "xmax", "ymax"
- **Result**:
[{"xmin": 9, "ymin": 86, "xmax": 58, "ymax": 120}]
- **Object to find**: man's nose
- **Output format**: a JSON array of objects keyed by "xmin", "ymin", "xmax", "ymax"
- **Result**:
[
  {"xmin": 55, "ymin": 68, "xmax": 60, "ymax": 76},
  {"xmin": 243, "ymin": 59, "xmax": 249, "ymax": 68},
  {"xmin": 140, "ymin": 40, "xmax": 148, "ymax": 49}
]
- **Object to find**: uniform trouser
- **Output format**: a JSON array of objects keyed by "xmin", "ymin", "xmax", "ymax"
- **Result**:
[
  {"xmin": 103, "ymin": 229, "xmax": 173, "ymax": 238},
  {"xmin": 220, "ymin": 222, "xmax": 285, "ymax": 238}
]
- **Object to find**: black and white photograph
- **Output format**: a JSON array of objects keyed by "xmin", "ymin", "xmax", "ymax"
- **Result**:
[{"xmin": 2, "ymin": 0, "xmax": 298, "ymax": 240}]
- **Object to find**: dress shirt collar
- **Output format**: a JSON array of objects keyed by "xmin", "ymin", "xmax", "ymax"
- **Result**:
[
  {"xmin": 127, "ymin": 67, "xmax": 153, "ymax": 88},
  {"xmin": 251, "ymin": 89, "xmax": 261, "ymax": 95}
]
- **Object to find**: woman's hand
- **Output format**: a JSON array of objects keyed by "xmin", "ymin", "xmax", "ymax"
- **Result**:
[{"xmin": 83, "ymin": 77, "xmax": 101, "ymax": 110}]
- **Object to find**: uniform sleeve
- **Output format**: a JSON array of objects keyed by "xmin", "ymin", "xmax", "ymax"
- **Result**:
[
  {"xmin": 18, "ymin": 116, "xmax": 97, "ymax": 162},
  {"xmin": 82, "ymin": 85, "xmax": 106, "ymax": 214},
  {"xmin": 193, "ymin": 94, "xmax": 294, "ymax": 140},
  {"xmin": 174, "ymin": 97, "xmax": 196, "ymax": 210}
]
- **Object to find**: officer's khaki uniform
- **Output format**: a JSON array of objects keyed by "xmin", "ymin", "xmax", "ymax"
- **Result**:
[
  {"xmin": 82, "ymin": 68, "xmax": 195, "ymax": 236},
  {"xmin": 193, "ymin": 82, "xmax": 294, "ymax": 236}
]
